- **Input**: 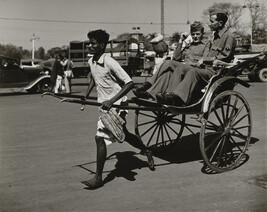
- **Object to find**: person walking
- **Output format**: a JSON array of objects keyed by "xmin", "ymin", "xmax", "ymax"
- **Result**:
[{"xmin": 81, "ymin": 29, "xmax": 154, "ymax": 189}]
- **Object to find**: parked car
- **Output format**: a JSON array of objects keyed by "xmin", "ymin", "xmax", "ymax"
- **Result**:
[
  {"xmin": 0, "ymin": 55, "xmax": 52, "ymax": 93},
  {"xmin": 234, "ymin": 51, "xmax": 267, "ymax": 82},
  {"xmin": 38, "ymin": 58, "xmax": 56, "ymax": 74},
  {"xmin": 20, "ymin": 58, "xmax": 42, "ymax": 68}
]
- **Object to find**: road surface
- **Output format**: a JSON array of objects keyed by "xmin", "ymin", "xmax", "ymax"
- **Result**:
[{"xmin": 0, "ymin": 77, "xmax": 266, "ymax": 211}]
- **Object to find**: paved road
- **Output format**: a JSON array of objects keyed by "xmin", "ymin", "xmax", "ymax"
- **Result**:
[{"xmin": 0, "ymin": 77, "xmax": 266, "ymax": 211}]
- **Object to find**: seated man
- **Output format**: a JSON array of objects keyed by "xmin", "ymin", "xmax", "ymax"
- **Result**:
[
  {"xmin": 160, "ymin": 9, "xmax": 236, "ymax": 106},
  {"xmin": 133, "ymin": 21, "xmax": 210, "ymax": 100}
]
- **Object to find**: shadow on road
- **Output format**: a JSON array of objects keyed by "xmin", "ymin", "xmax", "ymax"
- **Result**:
[
  {"xmin": 76, "ymin": 151, "xmax": 151, "ymax": 187},
  {"xmin": 152, "ymin": 133, "xmax": 259, "ymax": 175},
  {"xmin": 104, "ymin": 151, "xmax": 149, "ymax": 183},
  {"xmin": 153, "ymin": 133, "xmax": 202, "ymax": 164},
  {"xmin": 76, "ymin": 134, "xmax": 260, "ymax": 186}
]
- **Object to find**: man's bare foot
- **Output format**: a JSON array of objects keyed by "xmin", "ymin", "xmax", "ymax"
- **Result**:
[
  {"xmin": 81, "ymin": 178, "xmax": 104, "ymax": 189},
  {"xmin": 145, "ymin": 150, "xmax": 155, "ymax": 171}
]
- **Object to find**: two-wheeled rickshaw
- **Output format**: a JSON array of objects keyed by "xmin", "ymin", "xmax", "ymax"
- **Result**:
[{"xmin": 43, "ymin": 53, "xmax": 265, "ymax": 173}]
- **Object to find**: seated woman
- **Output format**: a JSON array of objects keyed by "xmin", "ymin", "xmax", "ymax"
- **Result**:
[{"xmin": 133, "ymin": 21, "xmax": 210, "ymax": 100}]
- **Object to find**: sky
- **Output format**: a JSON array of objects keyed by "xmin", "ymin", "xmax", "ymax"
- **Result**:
[{"xmin": 0, "ymin": 0, "xmax": 265, "ymax": 51}]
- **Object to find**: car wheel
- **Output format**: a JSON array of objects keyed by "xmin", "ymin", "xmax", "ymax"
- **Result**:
[
  {"xmin": 248, "ymin": 74, "xmax": 258, "ymax": 82},
  {"xmin": 38, "ymin": 78, "xmax": 53, "ymax": 93},
  {"xmin": 258, "ymin": 68, "xmax": 267, "ymax": 82},
  {"xmin": 241, "ymin": 68, "xmax": 250, "ymax": 75},
  {"xmin": 27, "ymin": 85, "xmax": 38, "ymax": 93}
]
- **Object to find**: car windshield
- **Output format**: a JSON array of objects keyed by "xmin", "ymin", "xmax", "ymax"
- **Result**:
[{"xmin": 22, "ymin": 61, "xmax": 32, "ymax": 66}]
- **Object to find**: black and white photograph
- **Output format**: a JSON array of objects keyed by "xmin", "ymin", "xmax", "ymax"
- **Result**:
[{"xmin": 0, "ymin": 0, "xmax": 266, "ymax": 211}]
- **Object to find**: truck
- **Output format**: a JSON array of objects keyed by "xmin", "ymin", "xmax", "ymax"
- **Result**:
[
  {"xmin": 68, "ymin": 33, "xmax": 155, "ymax": 78},
  {"xmin": 69, "ymin": 40, "xmax": 90, "ymax": 78}
]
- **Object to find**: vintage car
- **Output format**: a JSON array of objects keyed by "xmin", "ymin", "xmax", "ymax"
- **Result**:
[
  {"xmin": 20, "ymin": 58, "xmax": 42, "ymax": 69},
  {"xmin": 38, "ymin": 58, "xmax": 56, "ymax": 74},
  {"xmin": 0, "ymin": 55, "xmax": 52, "ymax": 93},
  {"xmin": 234, "ymin": 51, "xmax": 267, "ymax": 82}
]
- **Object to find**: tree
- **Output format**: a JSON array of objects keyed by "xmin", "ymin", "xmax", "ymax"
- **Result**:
[
  {"xmin": 202, "ymin": 1, "xmax": 267, "ymax": 44},
  {"xmin": 244, "ymin": 1, "xmax": 267, "ymax": 44},
  {"xmin": 36, "ymin": 47, "xmax": 45, "ymax": 59},
  {"xmin": 46, "ymin": 47, "xmax": 62, "ymax": 58},
  {"xmin": 202, "ymin": 2, "xmax": 243, "ymax": 32},
  {"xmin": 169, "ymin": 32, "xmax": 181, "ymax": 45},
  {"xmin": 0, "ymin": 44, "xmax": 31, "ymax": 60}
]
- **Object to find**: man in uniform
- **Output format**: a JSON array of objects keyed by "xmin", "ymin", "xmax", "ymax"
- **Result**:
[
  {"xmin": 133, "ymin": 21, "xmax": 210, "ymax": 100},
  {"xmin": 160, "ymin": 9, "xmax": 236, "ymax": 106}
]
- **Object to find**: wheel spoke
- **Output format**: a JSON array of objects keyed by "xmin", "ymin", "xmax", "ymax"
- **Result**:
[
  {"xmin": 146, "ymin": 125, "xmax": 159, "ymax": 146},
  {"xmin": 204, "ymin": 132, "xmax": 224, "ymax": 152},
  {"xmin": 140, "ymin": 122, "xmax": 157, "ymax": 138},
  {"xmin": 165, "ymin": 122, "xmax": 180, "ymax": 136},
  {"xmin": 233, "ymin": 125, "xmax": 250, "ymax": 130},
  {"xmin": 209, "ymin": 136, "xmax": 224, "ymax": 162},
  {"xmin": 225, "ymin": 97, "xmax": 231, "ymax": 119},
  {"xmin": 229, "ymin": 95, "xmax": 238, "ymax": 118},
  {"xmin": 163, "ymin": 124, "xmax": 173, "ymax": 142},
  {"xmin": 213, "ymin": 109, "xmax": 224, "ymax": 128},
  {"xmin": 160, "ymin": 125, "xmax": 165, "ymax": 145},
  {"xmin": 136, "ymin": 111, "xmax": 185, "ymax": 148},
  {"xmin": 206, "ymin": 119, "xmax": 223, "ymax": 131},
  {"xmin": 138, "ymin": 119, "xmax": 157, "ymax": 127},
  {"xmin": 155, "ymin": 124, "xmax": 161, "ymax": 146},
  {"xmin": 229, "ymin": 135, "xmax": 244, "ymax": 153},
  {"xmin": 231, "ymin": 113, "xmax": 248, "ymax": 128},
  {"xmin": 216, "ymin": 136, "xmax": 227, "ymax": 167},
  {"xmin": 229, "ymin": 103, "xmax": 245, "ymax": 125},
  {"xmin": 231, "ymin": 129, "xmax": 249, "ymax": 141},
  {"xmin": 220, "ymin": 103, "xmax": 226, "ymax": 123},
  {"xmin": 183, "ymin": 124, "xmax": 197, "ymax": 134},
  {"xmin": 139, "ymin": 111, "xmax": 158, "ymax": 119}
]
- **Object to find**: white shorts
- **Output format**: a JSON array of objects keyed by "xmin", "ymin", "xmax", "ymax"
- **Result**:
[{"xmin": 96, "ymin": 108, "xmax": 127, "ymax": 145}]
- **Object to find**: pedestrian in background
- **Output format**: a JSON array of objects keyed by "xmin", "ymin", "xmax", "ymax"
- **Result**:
[
  {"xmin": 53, "ymin": 54, "xmax": 64, "ymax": 94},
  {"xmin": 61, "ymin": 55, "xmax": 73, "ymax": 94}
]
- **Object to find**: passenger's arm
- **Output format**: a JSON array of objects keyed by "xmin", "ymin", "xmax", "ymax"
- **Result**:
[{"xmin": 172, "ymin": 42, "xmax": 183, "ymax": 61}]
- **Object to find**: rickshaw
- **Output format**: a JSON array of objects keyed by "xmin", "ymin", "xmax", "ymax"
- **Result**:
[{"xmin": 42, "ymin": 53, "xmax": 265, "ymax": 173}]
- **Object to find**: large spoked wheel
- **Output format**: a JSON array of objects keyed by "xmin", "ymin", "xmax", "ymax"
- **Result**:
[
  {"xmin": 135, "ymin": 109, "xmax": 185, "ymax": 148},
  {"xmin": 200, "ymin": 90, "xmax": 252, "ymax": 173}
]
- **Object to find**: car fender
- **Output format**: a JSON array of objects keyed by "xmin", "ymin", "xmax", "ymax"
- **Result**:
[
  {"xmin": 23, "ymin": 75, "xmax": 51, "ymax": 91},
  {"xmin": 202, "ymin": 76, "xmax": 250, "ymax": 114}
]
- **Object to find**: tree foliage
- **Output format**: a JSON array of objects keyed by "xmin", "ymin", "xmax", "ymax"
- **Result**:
[
  {"xmin": 248, "ymin": 2, "xmax": 267, "ymax": 44},
  {"xmin": 202, "ymin": 2, "xmax": 243, "ymax": 32},
  {"xmin": 0, "ymin": 44, "xmax": 30, "ymax": 60},
  {"xmin": 202, "ymin": 1, "xmax": 267, "ymax": 44},
  {"xmin": 169, "ymin": 32, "xmax": 181, "ymax": 45}
]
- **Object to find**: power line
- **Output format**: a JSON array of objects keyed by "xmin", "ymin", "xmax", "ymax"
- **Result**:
[{"xmin": 0, "ymin": 17, "xmax": 188, "ymax": 25}]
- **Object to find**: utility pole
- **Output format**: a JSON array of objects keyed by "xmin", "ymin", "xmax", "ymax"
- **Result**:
[
  {"xmin": 161, "ymin": 0, "xmax": 164, "ymax": 36},
  {"xmin": 30, "ymin": 33, "xmax": 40, "ymax": 60}
]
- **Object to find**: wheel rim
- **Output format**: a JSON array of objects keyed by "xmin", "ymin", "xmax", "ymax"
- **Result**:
[
  {"xmin": 39, "ymin": 80, "xmax": 52, "ymax": 92},
  {"xmin": 135, "ymin": 109, "xmax": 185, "ymax": 148},
  {"xmin": 200, "ymin": 90, "xmax": 252, "ymax": 172},
  {"xmin": 259, "ymin": 68, "xmax": 267, "ymax": 82}
]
